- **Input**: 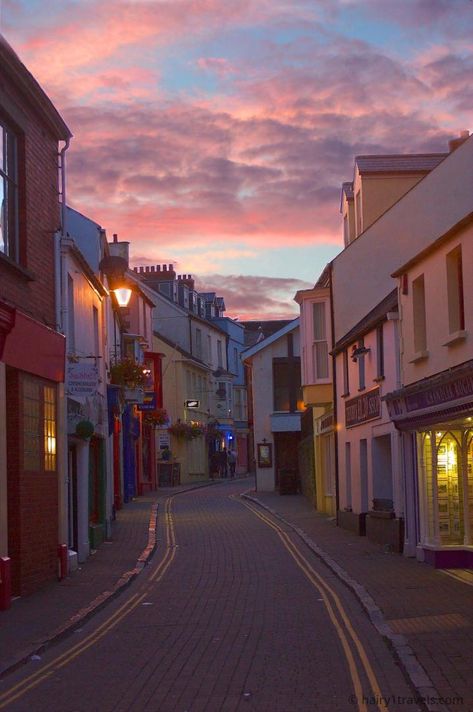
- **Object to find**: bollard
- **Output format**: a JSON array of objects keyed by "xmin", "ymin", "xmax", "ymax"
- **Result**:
[
  {"xmin": 57, "ymin": 544, "xmax": 68, "ymax": 580},
  {"xmin": 0, "ymin": 556, "xmax": 12, "ymax": 610}
]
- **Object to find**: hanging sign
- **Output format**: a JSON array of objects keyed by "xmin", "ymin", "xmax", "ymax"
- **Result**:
[{"xmin": 67, "ymin": 363, "xmax": 98, "ymax": 397}]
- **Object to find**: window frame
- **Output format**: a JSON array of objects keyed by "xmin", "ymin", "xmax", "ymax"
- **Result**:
[{"xmin": 0, "ymin": 116, "xmax": 20, "ymax": 262}]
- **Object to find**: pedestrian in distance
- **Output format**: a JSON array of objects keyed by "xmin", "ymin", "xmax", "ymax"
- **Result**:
[
  {"xmin": 219, "ymin": 447, "xmax": 228, "ymax": 478},
  {"xmin": 228, "ymin": 449, "xmax": 236, "ymax": 478}
]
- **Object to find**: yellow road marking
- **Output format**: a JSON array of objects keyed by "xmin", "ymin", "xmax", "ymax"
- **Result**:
[
  {"xmin": 0, "ymin": 496, "xmax": 177, "ymax": 709},
  {"xmin": 238, "ymin": 497, "xmax": 387, "ymax": 712}
]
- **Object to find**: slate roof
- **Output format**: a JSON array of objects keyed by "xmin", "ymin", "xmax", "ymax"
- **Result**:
[{"xmin": 355, "ymin": 154, "xmax": 447, "ymax": 175}]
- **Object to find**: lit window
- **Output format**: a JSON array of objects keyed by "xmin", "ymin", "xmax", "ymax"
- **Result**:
[{"xmin": 23, "ymin": 377, "xmax": 57, "ymax": 472}]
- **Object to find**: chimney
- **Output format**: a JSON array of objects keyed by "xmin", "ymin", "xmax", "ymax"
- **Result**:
[
  {"xmin": 108, "ymin": 233, "xmax": 130, "ymax": 265},
  {"xmin": 449, "ymin": 130, "xmax": 470, "ymax": 153},
  {"xmin": 177, "ymin": 273, "xmax": 195, "ymax": 291}
]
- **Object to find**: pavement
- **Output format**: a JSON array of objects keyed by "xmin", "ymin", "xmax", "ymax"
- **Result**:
[{"xmin": 1, "ymin": 479, "xmax": 472, "ymax": 712}]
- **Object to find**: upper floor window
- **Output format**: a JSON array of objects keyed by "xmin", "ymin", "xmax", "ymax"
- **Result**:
[
  {"xmin": 446, "ymin": 245, "xmax": 465, "ymax": 334},
  {"xmin": 0, "ymin": 119, "xmax": 19, "ymax": 261},
  {"xmin": 376, "ymin": 324, "xmax": 384, "ymax": 379},
  {"xmin": 217, "ymin": 340, "xmax": 223, "ymax": 368},
  {"xmin": 273, "ymin": 357, "xmax": 302, "ymax": 412},
  {"xmin": 312, "ymin": 302, "xmax": 329, "ymax": 380},
  {"xmin": 195, "ymin": 328, "xmax": 202, "ymax": 358},
  {"xmin": 355, "ymin": 190, "xmax": 362, "ymax": 237},
  {"xmin": 357, "ymin": 338, "xmax": 365, "ymax": 390},
  {"xmin": 412, "ymin": 274, "xmax": 427, "ymax": 353},
  {"xmin": 343, "ymin": 349, "xmax": 349, "ymax": 396}
]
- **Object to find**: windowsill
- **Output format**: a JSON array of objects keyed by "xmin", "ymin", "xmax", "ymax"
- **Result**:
[
  {"xmin": 442, "ymin": 330, "xmax": 467, "ymax": 347},
  {"xmin": 409, "ymin": 350, "xmax": 429, "ymax": 364},
  {"xmin": 0, "ymin": 252, "xmax": 35, "ymax": 281},
  {"xmin": 373, "ymin": 376, "xmax": 385, "ymax": 383},
  {"xmin": 358, "ymin": 386, "xmax": 366, "ymax": 392},
  {"xmin": 341, "ymin": 392, "xmax": 350, "ymax": 399}
]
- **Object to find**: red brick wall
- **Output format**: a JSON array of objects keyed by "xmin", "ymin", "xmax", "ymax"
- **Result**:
[
  {"xmin": 6, "ymin": 369, "xmax": 59, "ymax": 596},
  {"xmin": 0, "ymin": 67, "xmax": 62, "ymax": 328}
]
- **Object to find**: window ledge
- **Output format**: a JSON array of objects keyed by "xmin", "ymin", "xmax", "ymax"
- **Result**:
[
  {"xmin": 409, "ymin": 350, "xmax": 429, "ymax": 364},
  {"xmin": 341, "ymin": 392, "xmax": 350, "ymax": 399},
  {"xmin": 442, "ymin": 330, "xmax": 467, "ymax": 347},
  {"xmin": 373, "ymin": 376, "xmax": 385, "ymax": 383},
  {"xmin": 0, "ymin": 252, "xmax": 35, "ymax": 281}
]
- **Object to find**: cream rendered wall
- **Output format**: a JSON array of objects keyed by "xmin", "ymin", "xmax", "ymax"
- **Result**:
[
  {"xmin": 354, "ymin": 172, "xmax": 427, "ymax": 235},
  {"xmin": 249, "ymin": 326, "xmax": 300, "ymax": 491},
  {"xmin": 400, "ymin": 223, "xmax": 473, "ymax": 386},
  {"xmin": 336, "ymin": 318, "xmax": 402, "ymax": 516},
  {"xmin": 333, "ymin": 137, "xmax": 473, "ymax": 342}
]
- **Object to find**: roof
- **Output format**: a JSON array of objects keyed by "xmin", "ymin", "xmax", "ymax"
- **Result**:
[
  {"xmin": 333, "ymin": 290, "xmax": 397, "ymax": 355},
  {"xmin": 242, "ymin": 318, "xmax": 299, "ymax": 360},
  {"xmin": 355, "ymin": 154, "xmax": 447, "ymax": 175},
  {"xmin": 240, "ymin": 319, "xmax": 294, "ymax": 347},
  {"xmin": 0, "ymin": 34, "xmax": 71, "ymax": 141},
  {"xmin": 152, "ymin": 331, "xmax": 210, "ymax": 371}
]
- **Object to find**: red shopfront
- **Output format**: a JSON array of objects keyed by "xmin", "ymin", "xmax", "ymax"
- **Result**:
[{"xmin": 2, "ymin": 307, "xmax": 66, "ymax": 596}]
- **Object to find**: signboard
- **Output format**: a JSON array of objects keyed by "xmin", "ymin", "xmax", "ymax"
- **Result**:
[
  {"xmin": 67, "ymin": 363, "xmax": 98, "ymax": 397},
  {"xmin": 185, "ymin": 399, "xmax": 200, "ymax": 408},
  {"xmin": 345, "ymin": 388, "xmax": 381, "ymax": 428}
]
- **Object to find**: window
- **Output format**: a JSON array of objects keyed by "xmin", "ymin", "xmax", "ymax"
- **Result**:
[
  {"xmin": 93, "ymin": 306, "xmax": 99, "ymax": 358},
  {"xmin": 343, "ymin": 349, "xmax": 349, "ymax": 396},
  {"xmin": 207, "ymin": 335, "xmax": 212, "ymax": 363},
  {"xmin": 273, "ymin": 358, "xmax": 302, "ymax": 412},
  {"xmin": 312, "ymin": 302, "xmax": 329, "ymax": 380},
  {"xmin": 67, "ymin": 275, "xmax": 75, "ymax": 354},
  {"xmin": 195, "ymin": 328, "xmax": 202, "ymax": 358},
  {"xmin": 355, "ymin": 190, "xmax": 362, "ymax": 237},
  {"xmin": 446, "ymin": 246, "xmax": 465, "ymax": 334},
  {"xmin": 0, "ymin": 119, "xmax": 19, "ymax": 260},
  {"xmin": 358, "ymin": 338, "xmax": 365, "ymax": 390},
  {"xmin": 376, "ymin": 324, "xmax": 384, "ymax": 379},
  {"xmin": 217, "ymin": 340, "xmax": 223, "ymax": 368},
  {"xmin": 23, "ymin": 376, "xmax": 57, "ymax": 472},
  {"xmin": 233, "ymin": 347, "xmax": 239, "ymax": 374},
  {"xmin": 217, "ymin": 381, "xmax": 226, "ymax": 400},
  {"xmin": 412, "ymin": 275, "xmax": 427, "ymax": 352}
]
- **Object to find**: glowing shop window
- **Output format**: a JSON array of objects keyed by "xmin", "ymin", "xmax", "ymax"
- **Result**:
[
  {"xmin": 43, "ymin": 386, "xmax": 57, "ymax": 471},
  {"xmin": 436, "ymin": 432, "xmax": 463, "ymax": 545}
]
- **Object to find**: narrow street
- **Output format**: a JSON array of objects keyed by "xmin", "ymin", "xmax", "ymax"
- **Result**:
[{"xmin": 0, "ymin": 482, "xmax": 420, "ymax": 712}]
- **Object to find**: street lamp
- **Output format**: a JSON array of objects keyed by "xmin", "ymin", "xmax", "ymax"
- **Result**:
[{"xmin": 99, "ymin": 255, "xmax": 133, "ymax": 308}]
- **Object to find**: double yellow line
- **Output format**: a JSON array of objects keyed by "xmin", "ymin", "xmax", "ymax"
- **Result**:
[
  {"xmin": 0, "ymin": 498, "xmax": 177, "ymax": 710},
  {"xmin": 238, "ymin": 497, "xmax": 387, "ymax": 712}
]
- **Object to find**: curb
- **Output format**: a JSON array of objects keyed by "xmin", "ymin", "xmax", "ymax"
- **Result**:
[
  {"xmin": 0, "ymin": 501, "xmax": 159, "ymax": 680},
  {"xmin": 242, "ymin": 492, "xmax": 449, "ymax": 712}
]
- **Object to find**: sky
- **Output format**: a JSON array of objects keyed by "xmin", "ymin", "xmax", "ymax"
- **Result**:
[{"xmin": 2, "ymin": 0, "xmax": 473, "ymax": 319}]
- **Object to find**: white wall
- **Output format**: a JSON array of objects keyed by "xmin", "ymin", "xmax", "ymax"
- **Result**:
[{"xmin": 333, "ymin": 136, "xmax": 473, "ymax": 342}]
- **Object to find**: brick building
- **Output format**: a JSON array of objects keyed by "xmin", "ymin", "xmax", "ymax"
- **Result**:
[{"xmin": 0, "ymin": 35, "xmax": 72, "ymax": 598}]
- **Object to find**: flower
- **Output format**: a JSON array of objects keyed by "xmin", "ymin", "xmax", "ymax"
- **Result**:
[
  {"xmin": 168, "ymin": 420, "xmax": 204, "ymax": 440},
  {"xmin": 143, "ymin": 408, "xmax": 168, "ymax": 427}
]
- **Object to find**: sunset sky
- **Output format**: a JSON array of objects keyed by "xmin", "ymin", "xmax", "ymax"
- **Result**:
[{"xmin": 3, "ymin": 0, "xmax": 473, "ymax": 318}]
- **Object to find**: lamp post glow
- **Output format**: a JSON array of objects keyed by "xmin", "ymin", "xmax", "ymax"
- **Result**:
[{"xmin": 113, "ymin": 286, "xmax": 132, "ymax": 307}]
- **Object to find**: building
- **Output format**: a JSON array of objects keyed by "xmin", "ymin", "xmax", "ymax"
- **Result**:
[
  {"xmin": 0, "ymin": 35, "xmax": 72, "ymax": 598},
  {"xmin": 294, "ymin": 267, "xmax": 335, "ymax": 514},
  {"xmin": 332, "ymin": 132, "xmax": 473, "ymax": 555},
  {"xmin": 385, "ymin": 193, "xmax": 473, "ymax": 568},
  {"xmin": 243, "ymin": 319, "xmax": 303, "ymax": 491}
]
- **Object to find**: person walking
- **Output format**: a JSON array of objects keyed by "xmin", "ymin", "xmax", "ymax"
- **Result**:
[
  {"xmin": 219, "ymin": 447, "xmax": 228, "ymax": 478},
  {"xmin": 228, "ymin": 449, "xmax": 236, "ymax": 478}
]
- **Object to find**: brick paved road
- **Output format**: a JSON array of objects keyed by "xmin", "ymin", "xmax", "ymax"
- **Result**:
[{"xmin": 1, "ymin": 483, "xmax": 422, "ymax": 712}]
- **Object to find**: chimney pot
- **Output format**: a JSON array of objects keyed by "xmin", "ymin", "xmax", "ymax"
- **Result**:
[
  {"xmin": 113, "ymin": 233, "xmax": 118, "ymax": 243},
  {"xmin": 168, "ymin": 264, "xmax": 173, "ymax": 271},
  {"xmin": 150, "ymin": 266, "xmax": 155, "ymax": 273},
  {"xmin": 163, "ymin": 265, "xmax": 168, "ymax": 272}
]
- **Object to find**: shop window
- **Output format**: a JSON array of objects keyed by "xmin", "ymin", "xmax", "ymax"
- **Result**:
[
  {"xmin": 466, "ymin": 432, "xmax": 473, "ymax": 536},
  {"xmin": 417, "ymin": 430, "xmax": 464, "ymax": 545},
  {"xmin": 0, "ymin": 119, "xmax": 19, "ymax": 261},
  {"xmin": 412, "ymin": 275, "xmax": 427, "ymax": 352},
  {"xmin": 446, "ymin": 246, "xmax": 465, "ymax": 334}
]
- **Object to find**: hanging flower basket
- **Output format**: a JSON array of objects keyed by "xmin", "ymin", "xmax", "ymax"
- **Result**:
[
  {"xmin": 75, "ymin": 420, "xmax": 95, "ymax": 440},
  {"xmin": 109, "ymin": 358, "xmax": 147, "ymax": 388},
  {"xmin": 143, "ymin": 408, "xmax": 169, "ymax": 427},
  {"xmin": 205, "ymin": 424, "xmax": 222, "ymax": 443},
  {"xmin": 168, "ymin": 421, "xmax": 204, "ymax": 440}
]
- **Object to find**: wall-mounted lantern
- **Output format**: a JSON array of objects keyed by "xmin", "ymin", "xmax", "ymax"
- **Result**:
[{"xmin": 99, "ymin": 255, "xmax": 133, "ymax": 308}]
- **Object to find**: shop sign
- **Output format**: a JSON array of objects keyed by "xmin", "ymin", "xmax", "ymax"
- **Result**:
[
  {"xmin": 345, "ymin": 388, "xmax": 381, "ymax": 428},
  {"xmin": 386, "ymin": 370, "xmax": 473, "ymax": 420},
  {"xmin": 67, "ymin": 363, "xmax": 98, "ymax": 397}
]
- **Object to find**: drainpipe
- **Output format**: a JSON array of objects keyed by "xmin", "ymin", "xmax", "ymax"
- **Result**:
[
  {"xmin": 329, "ymin": 262, "xmax": 340, "ymax": 523},
  {"xmin": 55, "ymin": 137, "xmax": 71, "ymax": 332}
]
